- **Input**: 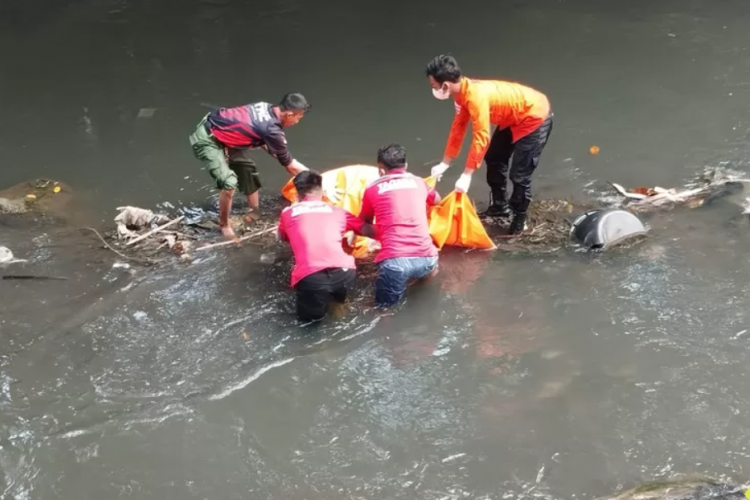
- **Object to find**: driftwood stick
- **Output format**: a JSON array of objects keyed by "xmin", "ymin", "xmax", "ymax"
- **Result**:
[
  {"xmin": 3, "ymin": 275, "xmax": 68, "ymax": 281},
  {"xmin": 126, "ymin": 216, "xmax": 184, "ymax": 247},
  {"xmin": 83, "ymin": 227, "xmax": 161, "ymax": 264},
  {"xmin": 196, "ymin": 225, "xmax": 278, "ymax": 252},
  {"xmin": 162, "ymin": 230, "xmax": 199, "ymax": 240}
]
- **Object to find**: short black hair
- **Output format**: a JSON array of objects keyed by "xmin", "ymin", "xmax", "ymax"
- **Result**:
[
  {"xmin": 425, "ymin": 54, "xmax": 462, "ymax": 84},
  {"xmin": 377, "ymin": 143, "xmax": 407, "ymax": 171},
  {"xmin": 279, "ymin": 92, "xmax": 311, "ymax": 113},
  {"xmin": 293, "ymin": 170, "xmax": 323, "ymax": 198}
]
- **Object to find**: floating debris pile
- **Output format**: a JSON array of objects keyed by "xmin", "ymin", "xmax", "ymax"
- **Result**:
[
  {"xmin": 0, "ymin": 179, "xmax": 73, "ymax": 215},
  {"xmin": 89, "ymin": 206, "xmax": 279, "ymax": 265}
]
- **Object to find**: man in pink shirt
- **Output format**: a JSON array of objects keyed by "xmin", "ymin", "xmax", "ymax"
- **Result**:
[
  {"xmin": 360, "ymin": 144, "xmax": 441, "ymax": 308},
  {"xmin": 278, "ymin": 171, "xmax": 375, "ymax": 323}
]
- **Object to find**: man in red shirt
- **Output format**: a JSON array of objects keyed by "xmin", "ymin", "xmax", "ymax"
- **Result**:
[
  {"xmin": 360, "ymin": 144, "xmax": 441, "ymax": 308},
  {"xmin": 190, "ymin": 93, "xmax": 311, "ymax": 240},
  {"xmin": 425, "ymin": 54, "xmax": 553, "ymax": 235},
  {"xmin": 278, "ymin": 170, "xmax": 375, "ymax": 323}
]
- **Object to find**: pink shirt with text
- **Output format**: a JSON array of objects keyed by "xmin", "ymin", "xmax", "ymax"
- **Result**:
[
  {"xmin": 278, "ymin": 197, "xmax": 364, "ymax": 287},
  {"xmin": 359, "ymin": 169, "xmax": 440, "ymax": 263}
]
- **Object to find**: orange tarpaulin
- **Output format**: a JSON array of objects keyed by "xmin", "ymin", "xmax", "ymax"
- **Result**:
[
  {"xmin": 281, "ymin": 164, "xmax": 379, "ymax": 213},
  {"xmin": 280, "ymin": 166, "xmax": 494, "ymax": 257},
  {"xmin": 428, "ymin": 191, "xmax": 495, "ymax": 250}
]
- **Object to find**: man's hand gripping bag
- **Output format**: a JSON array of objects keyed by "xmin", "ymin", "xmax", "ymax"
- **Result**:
[{"xmin": 280, "ymin": 165, "xmax": 381, "ymax": 258}]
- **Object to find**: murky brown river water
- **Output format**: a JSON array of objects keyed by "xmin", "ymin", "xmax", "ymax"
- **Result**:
[{"xmin": 3, "ymin": 0, "xmax": 750, "ymax": 498}]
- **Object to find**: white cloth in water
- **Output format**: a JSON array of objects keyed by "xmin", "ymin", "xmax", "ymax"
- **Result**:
[
  {"xmin": 115, "ymin": 206, "xmax": 155, "ymax": 228},
  {"xmin": 0, "ymin": 246, "xmax": 27, "ymax": 265},
  {"xmin": 114, "ymin": 206, "xmax": 169, "ymax": 239}
]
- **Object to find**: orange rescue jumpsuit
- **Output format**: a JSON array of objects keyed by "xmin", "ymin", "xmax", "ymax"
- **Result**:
[{"xmin": 444, "ymin": 77, "xmax": 552, "ymax": 216}]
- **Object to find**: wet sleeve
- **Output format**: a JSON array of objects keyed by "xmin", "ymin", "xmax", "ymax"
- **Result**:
[
  {"xmin": 421, "ymin": 178, "xmax": 441, "ymax": 206},
  {"xmin": 427, "ymin": 187, "xmax": 442, "ymax": 206},
  {"xmin": 277, "ymin": 213, "xmax": 289, "ymax": 241},
  {"xmin": 359, "ymin": 188, "xmax": 375, "ymax": 223},
  {"xmin": 344, "ymin": 209, "xmax": 365, "ymax": 234},
  {"xmin": 262, "ymin": 126, "xmax": 294, "ymax": 167},
  {"xmin": 465, "ymin": 89, "xmax": 491, "ymax": 170},
  {"xmin": 444, "ymin": 103, "xmax": 470, "ymax": 160}
]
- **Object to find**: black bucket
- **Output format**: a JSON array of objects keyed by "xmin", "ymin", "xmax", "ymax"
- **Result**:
[{"xmin": 570, "ymin": 209, "xmax": 647, "ymax": 250}]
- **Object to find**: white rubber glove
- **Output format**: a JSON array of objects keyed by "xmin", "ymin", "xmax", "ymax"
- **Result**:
[
  {"xmin": 431, "ymin": 162, "xmax": 450, "ymax": 181},
  {"xmin": 322, "ymin": 175, "xmax": 345, "ymax": 204},
  {"xmin": 455, "ymin": 172, "xmax": 472, "ymax": 193}
]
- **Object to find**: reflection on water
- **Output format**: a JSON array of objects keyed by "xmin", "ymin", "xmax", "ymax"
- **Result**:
[
  {"xmin": 3, "ymin": 0, "xmax": 750, "ymax": 497},
  {"xmin": 4, "ymin": 199, "xmax": 750, "ymax": 498}
]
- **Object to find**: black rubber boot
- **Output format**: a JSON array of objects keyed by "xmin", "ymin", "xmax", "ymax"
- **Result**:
[
  {"xmin": 481, "ymin": 191, "xmax": 512, "ymax": 218},
  {"xmin": 482, "ymin": 202, "xmax": 512, "ymax": 218},
  {"xmin": 508, "ymin": 213, "xmax": 528, "ymax": 235}
]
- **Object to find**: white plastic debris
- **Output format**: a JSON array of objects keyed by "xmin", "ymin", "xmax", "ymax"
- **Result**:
[
  {"xmin": 161, "ymin": 234, "xmax": 177, "ymax": 249},
  {"xmin": 114, "ymin": 206, "xmax": 169, "ymax": 239},
  {"xmin": 137, "ymin": 108, "xmax": 156, "ymax": 118},
  {"xmin": 0, "ymin": 246, "xmax": 27, "ymax": 265}
]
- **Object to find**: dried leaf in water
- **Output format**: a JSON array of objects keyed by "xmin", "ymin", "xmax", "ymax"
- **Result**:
[
  {"xmin": 632, "ymin": 187, "xmax": 656, "ymax": 196},
  {"xmin": 172, "ymin": 241, "xmax": 192, "ymax": 256}
]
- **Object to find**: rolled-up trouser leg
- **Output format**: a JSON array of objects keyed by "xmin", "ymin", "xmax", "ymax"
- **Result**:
[
  {"xmin": 227, "ymin": 148, "xmax": 262, "ymax": 196},
  {"xmin": 508, "ymin": 114, "xmax": 553, "ymax": 215},
  {"xmin": 189, "ymin": 119, "xmax": 238, "ymax": 191}
]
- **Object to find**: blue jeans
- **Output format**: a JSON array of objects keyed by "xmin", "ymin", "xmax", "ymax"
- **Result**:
[{"xmin": 375, "ymin": 256, "xmax": 439, "ymax": 308}]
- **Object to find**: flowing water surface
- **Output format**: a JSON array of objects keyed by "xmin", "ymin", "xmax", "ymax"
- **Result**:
[{"xmin": 2, "ymin": 0, "xmax": 750, "ymax": 498}]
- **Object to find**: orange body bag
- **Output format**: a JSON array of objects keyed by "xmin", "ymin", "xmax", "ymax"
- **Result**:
[{"xmin": 428, "ymin": 191, "xmax": 496, "ymax": 250}]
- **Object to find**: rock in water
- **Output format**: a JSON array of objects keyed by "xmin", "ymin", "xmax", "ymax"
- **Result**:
[
  {"xmin": 0, "ymin": 179, "xmax": 73, "ymax": 215},
  {"xmin": 597, "ymin": 477, "xmax": 748, "ymax": 500},
  {"xmin": 0, "ymin": 197, "xmax": 26, "ymax": 214}
]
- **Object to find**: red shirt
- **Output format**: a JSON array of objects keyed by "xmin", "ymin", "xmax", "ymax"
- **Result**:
[
  {"xmin": 278, "ymin": 196, "xmax": 364, "ymax": 287},
  {"xmin": 359, "ymin": 169, "xmax": 440, "ymax": 263},
  {"xmin": 206, "ymin": 102, "xmax": 293, "ymax": 167}
]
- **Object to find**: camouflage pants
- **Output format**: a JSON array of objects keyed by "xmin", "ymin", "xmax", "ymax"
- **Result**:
[{"xmin": 189, "ymin": 117, "xmax": 237, "ymax": 191}]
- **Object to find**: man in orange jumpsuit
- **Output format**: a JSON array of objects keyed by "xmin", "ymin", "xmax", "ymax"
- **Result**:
[{"xmin": 426, "ymin": 54, "xmax": 553, "ymax": 234}]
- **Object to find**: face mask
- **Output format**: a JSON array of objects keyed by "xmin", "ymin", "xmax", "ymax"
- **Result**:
[{"xmin": 432, "ymin": 85, "xmax": 451, "ymax": 101}]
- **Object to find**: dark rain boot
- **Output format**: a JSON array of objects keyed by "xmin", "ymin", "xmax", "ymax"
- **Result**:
[
  {"xmin": 508, "ymin": 212, "xmax": 528, "ymax": 235},
  {"xmin": 481, "ymin": 190, "xmax": 512, "ymax": 218}
]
